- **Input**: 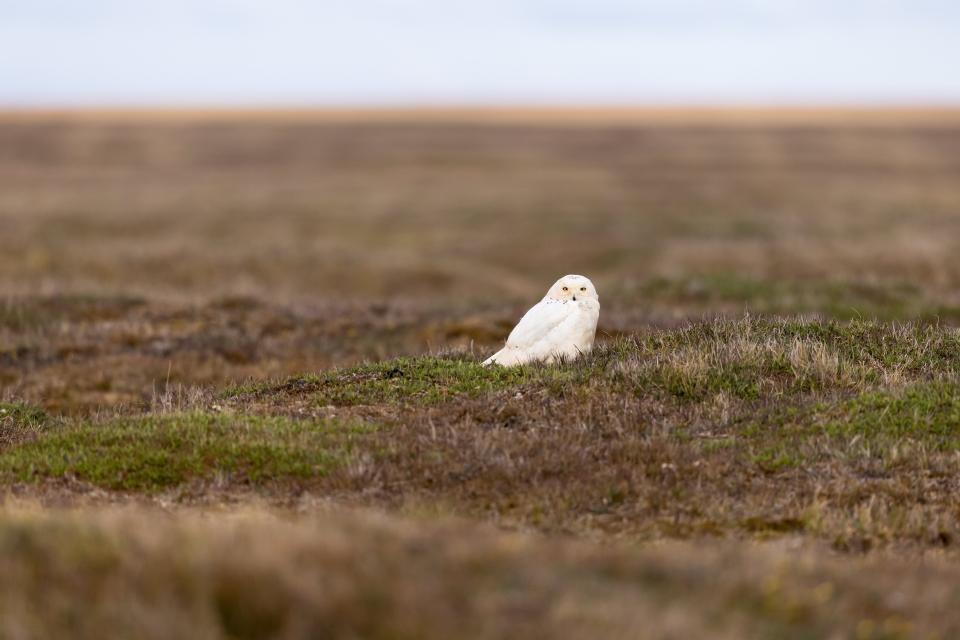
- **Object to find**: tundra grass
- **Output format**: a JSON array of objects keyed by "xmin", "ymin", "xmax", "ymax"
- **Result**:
[
  {"xmin": 3, "ymin": 508, "xmax": 959, "ymax": 640},
  {"xmin": 5, "ymin": 111, "xmax": 960, "ymax": 639},
  {"xmin": 228, "ymin": 317, "xmax": 960, "ymax": 408},
  {"xmin": 226, "ymin": 356, "xmax": 533, "ymax": 406},
  {"xmin": 0, "ymin": 413, "xmax": 375, "ymax": 491}
]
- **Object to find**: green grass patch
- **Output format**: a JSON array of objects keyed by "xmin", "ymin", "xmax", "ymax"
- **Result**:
[
  {"xmin": 0, "ymin": 412, "xmax": 375, "ymax": 491},
  {"xmin": 226, "ymin": 355, "xmax": 539, "ymax": 406},
  {"xmin": 658, "ymin": 361, "xmax": 764, "ymax": 401},
  {"xmin": 729, "ymin": 381, "xmax": 960, "ymax": 475},
  {"xmin": 820, "ymin": 381, "xmax": 960, "ymax": 448},
  {"xmin": 750, "ymin": 445, "xmax": 805, "ymax": 472},
  {"xmin": 312, "ymin": 357, "xmax": 534, "ymax": 406}
]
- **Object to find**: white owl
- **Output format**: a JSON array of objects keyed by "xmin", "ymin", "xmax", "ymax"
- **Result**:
[{"xmin": 482, "ymin": 274, "xmax": 600, "ymax": 367}]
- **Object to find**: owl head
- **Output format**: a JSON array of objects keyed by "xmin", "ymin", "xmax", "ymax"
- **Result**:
[{"xmin": 546, "ymin": 274, "xmax": 598, "ymax": 302}]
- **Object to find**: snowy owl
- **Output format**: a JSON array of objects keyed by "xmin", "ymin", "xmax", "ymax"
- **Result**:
[{"xmin": 482, "ymin": 274, "xmax": 599, "ymax": 367}]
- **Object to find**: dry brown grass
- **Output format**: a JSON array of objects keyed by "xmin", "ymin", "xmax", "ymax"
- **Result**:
[
  {"xmin": 2, "ymin": 505, "xmax": 960, "ymax": 640},
  {"xmin": 3, "ymin": 109, "xmax": 960, "ymax": 306}
]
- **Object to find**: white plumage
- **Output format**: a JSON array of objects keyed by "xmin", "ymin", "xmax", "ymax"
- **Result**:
[{"xmin": 482, "ymin": 274, "xmax": 600, "ymax": 367}]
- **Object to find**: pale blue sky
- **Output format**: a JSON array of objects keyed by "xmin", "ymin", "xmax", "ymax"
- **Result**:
[{"xmin": 2, "ymin": 0, "xmax": 959, "ymax": 104}]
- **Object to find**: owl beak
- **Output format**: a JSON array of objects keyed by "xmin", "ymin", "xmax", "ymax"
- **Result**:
[{"xmin": 572, "ymin": 295, "xmax": 577, "ymax": 301}]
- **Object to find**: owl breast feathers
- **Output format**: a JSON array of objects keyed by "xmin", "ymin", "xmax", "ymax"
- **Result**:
[{"xmin": 482, "ymin": 274, "xmax": 599, "ymax": 367}]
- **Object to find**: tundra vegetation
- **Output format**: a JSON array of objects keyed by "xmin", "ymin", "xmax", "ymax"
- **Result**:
[{"xmin": 2, "ymin": 108, "xmax": 960, "ymax": 638}]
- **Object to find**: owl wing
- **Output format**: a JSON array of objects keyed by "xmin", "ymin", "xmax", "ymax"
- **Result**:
[{"xmin": 505, "ymin": 299, "xmax": 573, "ymax": 349}]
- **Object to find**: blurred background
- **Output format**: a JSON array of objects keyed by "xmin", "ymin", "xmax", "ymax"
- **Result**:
[{"xmin": 2, "ymin": 0, "xmax": 960, "ymax": 409}]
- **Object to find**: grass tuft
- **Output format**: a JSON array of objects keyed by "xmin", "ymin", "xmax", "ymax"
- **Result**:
[{"xmin": 0, "ymin": 402, "xmax": 50, "ymax": 447}]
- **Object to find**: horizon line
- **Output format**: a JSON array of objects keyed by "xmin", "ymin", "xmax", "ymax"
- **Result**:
[{"xmin": 3, "ymin": 103, "xmax": 960, "ymax": 126}]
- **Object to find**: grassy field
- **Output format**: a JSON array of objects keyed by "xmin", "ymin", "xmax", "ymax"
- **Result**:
[{"xmin": 2, "ymin": 108, "xmax": 960, "ymax": 638}]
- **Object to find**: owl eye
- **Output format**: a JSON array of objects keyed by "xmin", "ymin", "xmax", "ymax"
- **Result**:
[
  {"xmin": 580, "ymin": 287, "xmax": 586, "ymax": 291},
  {"xmin": 562, "ymin": 286, "xmax": 568, "ymax": 291}
]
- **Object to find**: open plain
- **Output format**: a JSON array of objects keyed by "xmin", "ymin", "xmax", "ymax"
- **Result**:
[{"xmin": 3, "ymin": 108, "xmax": 960, "ymax": 638}]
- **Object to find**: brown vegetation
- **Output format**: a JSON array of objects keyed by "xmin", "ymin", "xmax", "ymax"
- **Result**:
[
  {"xmin": 4, "ymin": 507, "xmax": 960, "ymax": 639},
  {"xmin": 2, "ymin": 109, "xmax": 960, "ymax": 637}
]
